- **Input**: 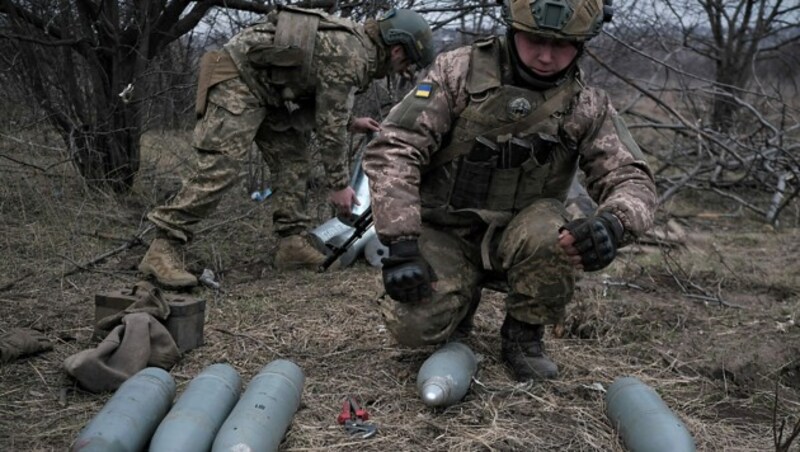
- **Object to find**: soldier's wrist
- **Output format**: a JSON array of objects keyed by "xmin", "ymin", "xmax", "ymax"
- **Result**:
[
  {"xmin": 597, "ymin": 211, "xmax": 624, "ymax": 244},
  {"xmin": 328, "ymin": 177, "xmax": 350, "ymax": 192},
  {"xmin": 389, "ymin": 238, "xmax": 420, "ymax": 257}
]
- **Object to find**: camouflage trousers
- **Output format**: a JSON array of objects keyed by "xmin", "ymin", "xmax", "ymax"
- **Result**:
[
  {"xmin": 148, "ymin": 77, "xmax": 313, "ymax": 242},
  {"xmin": 379, "ymin": 198, "xmax": 577, "ymax": 347}
]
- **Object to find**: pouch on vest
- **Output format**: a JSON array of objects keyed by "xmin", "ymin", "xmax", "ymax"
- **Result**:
[
  {"xmin": 513, "ymin": 133, "xmax": 558, "ymax": 211},
  {"xmin": 449, "ymin": 136, "xmax": 497, "ymax": 210},
  {"xmin": 485, "ymin": 136, "xmax": 528, "ymax": 211},
  {"xmin": 485, "ymin": 167, "xmax": 520, "ymax": 211},
  {"xmin": 195, "ymin": 51, "xmax": 240, "ymax": 118},
  {"xmin": 246, "ymin": 45, "xmax": 305, "ymax": 71},
  {"xmin": 245, "ymin": 10, "xmax": 319, "ymax": 91}
]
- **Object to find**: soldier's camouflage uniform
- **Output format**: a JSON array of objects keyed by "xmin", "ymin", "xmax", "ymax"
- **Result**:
[
  {"xmin": 363, "ymin": 37, "xmax": 657, "ymax": 347},
  {"xmin": 148, "ymin": 7, "xmax": 391, "ymax": 242}
]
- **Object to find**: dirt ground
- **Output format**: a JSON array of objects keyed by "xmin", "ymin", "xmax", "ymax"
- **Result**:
[{"xmin": 1, "ymin": 130, "xmax": 799, "ymax": 451}]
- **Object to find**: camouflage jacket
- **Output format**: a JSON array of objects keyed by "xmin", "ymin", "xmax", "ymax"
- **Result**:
[
  {"xmin": 363, "ymin": 37, "xmax": 657, "ymax": 244},
  {"xmin": 225, "ymin": 7, "xmax": 388, "ymax": 190}
]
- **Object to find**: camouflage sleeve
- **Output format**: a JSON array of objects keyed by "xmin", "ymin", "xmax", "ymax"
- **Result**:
[
  {"xmin": 363, "ymin": 48, "xmax": 472, "ymax": 243},
  {"xmin": 567, "ymin": 87, "xmax": 657, "ymax": 243},
  {"xmin": 314, "ymin": 34, "xmax": 368, "ymax": 190},
  {"xmin": 315, "ymin": 81, "xmax": 356, "ymax": 190}
]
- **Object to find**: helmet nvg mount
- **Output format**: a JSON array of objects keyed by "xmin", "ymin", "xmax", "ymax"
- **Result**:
[
  {"xmin": 499, "ymin": 0, "xmax": 613, "ymax": 41},
  {"xmin": 378, "ymin": 8, "xmax": 435, "ymax": 67}
]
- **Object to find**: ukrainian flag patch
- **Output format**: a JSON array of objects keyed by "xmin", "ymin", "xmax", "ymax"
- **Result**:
[{"xmin": 415, "ymin": 83, "xmax": 433, "ymax": 98}]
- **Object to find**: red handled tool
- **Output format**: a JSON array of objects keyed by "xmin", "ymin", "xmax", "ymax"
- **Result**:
[{"xmin": 337, "ymin": 396, "xmax": 376, "ymax": 439}]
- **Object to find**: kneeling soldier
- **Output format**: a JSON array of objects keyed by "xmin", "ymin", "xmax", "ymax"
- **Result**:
[{"xmin": 363, "ymin": 0, "xmax": 656, "ymax": 381}]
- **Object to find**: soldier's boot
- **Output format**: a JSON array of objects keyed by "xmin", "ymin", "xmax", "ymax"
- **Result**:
[
  {"xmin": 138, "ymin": 236, "xmax": 198, "ymax": 288},
  {"xmin": 501, "ymin": 315, "xmax": 559, "ymax": 382},
  {"xmin": 274, "ymin": 234, "xmax": 326, "ymax": 270},
  {"xmin": 453, "ymin": 316, "xmax": 474, "ymax": 341}
]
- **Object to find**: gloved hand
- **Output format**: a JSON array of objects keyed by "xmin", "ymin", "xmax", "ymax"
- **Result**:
[
  {"xmin": 560, "ymin": 211, "xmax": 624, "ymax": 271},
  {"xmin": 382, "ymin": 240, "xmax": 435, "ymax": 303}
]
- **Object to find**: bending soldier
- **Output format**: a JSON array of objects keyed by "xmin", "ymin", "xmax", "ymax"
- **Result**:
[
  {"xmin": 139, "ymin": 7, "xmax": 434, "ymax": 287},
  {"xmin": 363, "ymin": 0, "xmax": 657, "ymax": 382}
]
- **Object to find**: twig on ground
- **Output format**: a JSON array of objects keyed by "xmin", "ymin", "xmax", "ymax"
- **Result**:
[
  {"xmin": 707, "ymin": 187, "xmax": 768, "ymax": 217},
  {"xmin": 683, "ymin": 293, "xmax": 743, "ymax": 309},
  {"xmin": 195, "ymin": 208, "xmax": 258, "ymax": 235},
  {"xmin": 773, "ymin": 379, "xmax": 800, "ymax": 452},
  {"xmin": 0, "ymin": 153, "xmax": 47, "ymax": 172},
  {"xmin": 602, "ymin": 278, "xmax": 648, "ymax": 298},
  {"xmin": 659, "ymin": 246, "xmax": 742, "ymax": 308},
  {"xmin": 59, "ymin": 225, "xmax": 154, "ymax": 277},
  {"xmin": 78, "ymin": 231, "xmax": 132, "ymax": 242},
  {"xmin": 0, "ymin": 271, "xmax": 34, "ymax": 292},
  {"xmin": 211, "ymin": 327, "xmax": 278, "ymax": 355},
  {"xmin": 602, "ymin": 279, "xmax": 646, "ymax": 291}
]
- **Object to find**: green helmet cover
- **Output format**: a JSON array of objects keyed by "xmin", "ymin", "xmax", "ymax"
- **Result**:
[
  {"xmin": 501, "ymin": 0, "xmax": 613, "ymax": 41},
  {"xmin": 378, "ymin": 8, "xmax": 435, "ymax": 67}
]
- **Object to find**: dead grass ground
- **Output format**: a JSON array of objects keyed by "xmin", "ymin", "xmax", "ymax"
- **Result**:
[{"xmin": 1, "ymin": 130, "xmax": 799, "ymax": 451}]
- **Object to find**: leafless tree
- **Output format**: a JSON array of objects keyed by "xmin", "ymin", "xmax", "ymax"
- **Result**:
[
  {"xmin": 587, "ymin": 0, "xmax": 800, "ymax": 225},
  {"xmin": 5, "ymin": 0, "xmax": 795, "ymax": 223},
  {"xmin": 0, "ymin": 0, "xmax": 348, "ymax": 193},
  {"xmin": 0, "ymin": 0, "xmax": 497, "ymax": 193},
  {"xmin": 656, "ymin": 0, "xmax": 800, "ymax": 131}
]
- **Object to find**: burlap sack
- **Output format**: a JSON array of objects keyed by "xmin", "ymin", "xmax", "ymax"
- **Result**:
[
  {"xmin": 64, "ymin": 312, "xmax": 180, "ymax": 393},
  {"xmin": 96, "ymin": 281, "xmax": 171, "ymax": 332}
]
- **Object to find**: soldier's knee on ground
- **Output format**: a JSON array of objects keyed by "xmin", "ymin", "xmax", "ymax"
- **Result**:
[
  {"xmin": 386, "ymin": 321, "xmax": 440, "ymax": 347},
  {"xmin": 383, "ymin": 309, "xmax": 458, "ymax": 347},
  {"xmin": 380, "ymin": 289, "xmax": 475, "ymax": 347}
]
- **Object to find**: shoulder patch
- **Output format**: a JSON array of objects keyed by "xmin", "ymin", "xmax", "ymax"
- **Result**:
[
  {"xmin": 415, "ymin": 83, "xmax": 433, "ymax": 98},
  {"xmin": 386, "ymin": 81, "xmax": 440, "ymax": 129}
]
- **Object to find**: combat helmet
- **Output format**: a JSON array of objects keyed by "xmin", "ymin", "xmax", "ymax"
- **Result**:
[
  {"xmin": 499, "ymin": 0, "xmax": 613, "ymax": 41},
  {"xmin": 378, "ymin": 8, "xmax": 435, "ymax": 67}
]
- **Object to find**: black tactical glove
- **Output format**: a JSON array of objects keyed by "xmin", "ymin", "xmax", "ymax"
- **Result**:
[
  {"xmin": 382, "ymin": 240, "xmax": 435, "ymax": 303},
  {"xmin": 560, "ymin": 211, "xmax": 624, "ymax": 271}
]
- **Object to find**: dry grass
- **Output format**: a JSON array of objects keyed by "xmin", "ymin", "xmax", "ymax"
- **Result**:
[{"xmin": 1, "ymin": 130, "xmax": 799, "ymax": 451}]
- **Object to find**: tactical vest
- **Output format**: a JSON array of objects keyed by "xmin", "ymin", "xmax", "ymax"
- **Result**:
[
  {"xmin": 421, "ymin": 37, "xmax": 583, "ymax": 227},
  {"xmin": 232, "ymin": 6, "xmax": 366, "ymax": 101}
]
